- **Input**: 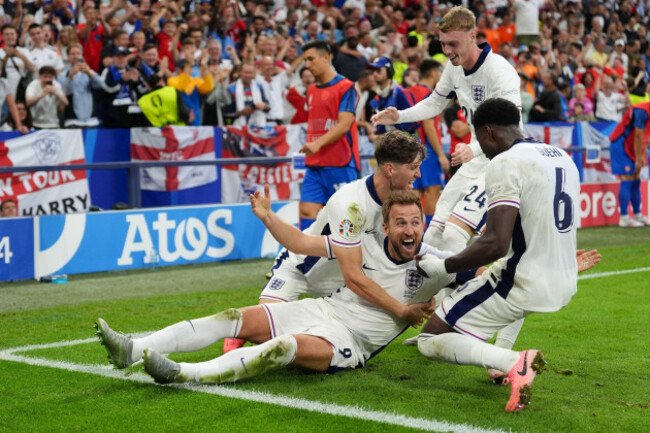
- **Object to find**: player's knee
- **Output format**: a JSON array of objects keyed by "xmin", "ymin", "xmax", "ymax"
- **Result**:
[
  {"xmin": 262, "ymin": 334, "xmax": 298, "ymax": 365},
  {"xmin": 417, "ymin": 334, "xmax": 445, "ymax": 360},
  {"xmin": 211, "ymin": 308, "xmax": 242, "ymax": 322}
]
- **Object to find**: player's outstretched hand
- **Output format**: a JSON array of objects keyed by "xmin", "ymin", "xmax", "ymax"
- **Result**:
[
  {"xmin": 370, "ymin": 107, "xmax": 399, "ymax": 126},
  {"xmin": 250, "ymin": 183, "xmax": 272, "ymax": 222},
  {"xmin": 451, "ymin": 142, "xmax": 474, "ymax": 166},
  {"xmin": 402, "ymin": 301, "xmax": 434, "ymax": 328},
  {"xmin": 576, "ymin": 249, "xmax": 601, "ymax": 273}
]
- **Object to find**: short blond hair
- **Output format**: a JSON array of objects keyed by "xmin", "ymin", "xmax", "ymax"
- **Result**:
[{"xmin": 439, "ymin": 6, "xmax": 476, "ymax": 33}]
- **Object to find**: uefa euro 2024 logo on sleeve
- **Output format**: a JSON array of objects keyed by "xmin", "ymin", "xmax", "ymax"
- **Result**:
[
  {"xmin": 31, "ymin": 132, "xmax": 62, "ymax": 165},
  {"xmin": 472, "ymin": 85, "xmax": 485, "ymax": 104},
  {"xmin": 339, "ymin": 219, "xmax": 354, "ymax": 238}
]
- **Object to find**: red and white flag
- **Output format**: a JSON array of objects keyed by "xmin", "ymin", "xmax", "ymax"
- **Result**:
[
  {"xmin": 220, "ymin": 125, "xmax": 305, "ymax": 203},
  {"xmin": 131, "ymin": 126, "xmax": 216, "ymax": 191},
  {"xmin": 523, "ymin": 124, "xmax": 574, "ymax": 149},
  {"xmin": 0, "ymin": 130, "xmax": 90, "ymax": 215}
]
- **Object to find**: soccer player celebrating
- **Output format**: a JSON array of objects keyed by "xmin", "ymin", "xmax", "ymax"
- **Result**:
[
  {"xmin": 221, "ymin": 130, "xmax": 426, "ymax": 353},
  {"xmin": 415, "ymin": 98, "xmax": 581, "ymax": 412},
  {"xmin": 95, "ymin": 191, "xmax": 461, "ymax": 384},
  {"xmin": 298, "ymin": 40, "xmax": 360, "ymax": 231},
  {"xmin": 371, "ymin": 6, "xmax": 521, "ymax": 254}
]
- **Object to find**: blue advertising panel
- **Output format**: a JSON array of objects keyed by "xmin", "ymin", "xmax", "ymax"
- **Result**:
[
  {"xmin": 0, "ymin": 218, "xmax": 34, "ymax": 281},
  {"xmin": 37, "ymin": 201, "xmax": 297, "ymax": 277}
]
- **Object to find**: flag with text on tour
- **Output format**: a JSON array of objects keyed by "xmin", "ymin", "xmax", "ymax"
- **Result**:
[
  {"xmin": 131, "ymin": 126, "xmax": 220, "ymax": 207},
  {"xmin": 220, "ymin": 125, "xmax": 305, "ymax": 203},
  {"xmin": 0, "ymin": 130, "xmax": 90, "ymax": 216}
]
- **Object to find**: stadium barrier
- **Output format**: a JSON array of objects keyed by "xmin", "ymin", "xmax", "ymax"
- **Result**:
[{"xmin": 0, "ymin": 201, "xmax": 297, "ymax": 281}]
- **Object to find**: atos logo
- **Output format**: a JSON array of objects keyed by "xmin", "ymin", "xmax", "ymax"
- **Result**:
[{"xmin": 117, "ymin": 210, "xmax": 235, "ymax": 266}]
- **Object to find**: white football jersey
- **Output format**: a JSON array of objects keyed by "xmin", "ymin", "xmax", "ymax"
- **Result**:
[
  {"xmin": 324, "ymin": 240, "xmax": 452, "ymax": 357},
  {"xmin": 398, "ymin": 43, "xmax": 522, "ymax": 178},
  {"xmin": 484, "ymin": 138, "xmax": 579, "ymax": 312},
  {"xmin": 28, "ymin": 46, "xmax": 64, "ymax": 72},
  {"xmin": 270, "ymin": 175, "xmax": 384, "ymax": 295}
]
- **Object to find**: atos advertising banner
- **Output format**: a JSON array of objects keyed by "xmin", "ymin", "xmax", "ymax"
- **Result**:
[
  {"xmin": 0, "ymin": 217, "xmax": 34, "ymax": 281},
  {"xmin": 35, "ymin": 201, "xmax": 298, "ymax": 278},
  {"xmin": 579, "ymin": 181, "xmax": 649, "ymax": 227}
]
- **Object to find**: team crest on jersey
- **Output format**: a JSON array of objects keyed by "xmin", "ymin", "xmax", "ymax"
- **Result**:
[
  {"xmin": 339, "ymin": 219, "xmax": 354, "ymax": 237},
  {"xmin": 267, "ymin": 278, "xmax": 285, "ymax": 291},
  {"xmin": 404, "ymin": 269, "xmax": 424, "ymax": 298},
  {"xmin": 471, "ymin": 85, "xmax": 486, "ymax": 104}
]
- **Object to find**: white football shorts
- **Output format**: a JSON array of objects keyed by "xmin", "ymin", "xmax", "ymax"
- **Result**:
[
  {"xmin": 426, "ymin": 170, "xmax": 487, "ymax": 234},
  {"xmin": 262, "ymin": 298, "xmax": 364, "ymax": 371},
  {"xmin": 435, "ymin": 272, "xmax": 528, "ymax": 341}
]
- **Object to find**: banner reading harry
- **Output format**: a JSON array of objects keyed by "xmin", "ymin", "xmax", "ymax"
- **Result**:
[
  {"xmin": 220, "ymin": 125, "xmax": 305, "ymax": 203},
  {"xmin": 131, "ymin": 126, "xmax": 219, "ymax": 207},
  {"xmin": 0, "ymin": 130, "xmax": 90, "ymax": 215}
]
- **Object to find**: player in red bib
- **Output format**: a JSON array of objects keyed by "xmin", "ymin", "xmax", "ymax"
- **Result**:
[{"xmin": 298, "ymin": 40, "xmax": 360, "ymax": 230}]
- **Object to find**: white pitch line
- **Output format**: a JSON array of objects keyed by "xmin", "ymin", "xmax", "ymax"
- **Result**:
[
  {"xmin": 578, "ymin": 266, "xmax": 650, "ymax": 280},
  {"xmin": 0, "ymin": 339, "xmax": 508, "ymax": 433}
]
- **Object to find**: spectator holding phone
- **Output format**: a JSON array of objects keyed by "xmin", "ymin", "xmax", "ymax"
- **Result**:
[
  {"xmin": 58, "ymin": 43, "xmax": 103, "ymax": 127},
  {"xmin": 25, "ymin": 65, "xmax": 68, "ymax": 128}
]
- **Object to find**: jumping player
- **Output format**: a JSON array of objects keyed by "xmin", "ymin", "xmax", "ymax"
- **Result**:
[{"xmin": 371, "ymin": 6, "xmax": 521, "ymax": 254}]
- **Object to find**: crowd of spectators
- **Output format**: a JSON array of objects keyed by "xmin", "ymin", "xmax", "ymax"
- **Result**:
[{"xmin": 0, "ymin": 0, "xmax": 649, "ymax": 133}]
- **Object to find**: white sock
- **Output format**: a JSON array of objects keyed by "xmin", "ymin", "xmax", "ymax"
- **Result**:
[
  {"xmin": 178, "ymin": 334, "xmax": 298, "ymax": 383},
  {"xmin": 423, "ymin": 222, "xmax": 444, "ymax": 249},
  {"xmin": 418, "ymin": 333, "xmax": 520, "ymax": 373},
  {"xmin": 441, "ymin": 222, "xmax": 471, "ymax": 254},
  {"xmin": 131, "ymin": 309, "xmax": 243, "ymax": 362},
  {"xmin": 494, "ymin": 318, "xmax": 525, "ymax": 350}
]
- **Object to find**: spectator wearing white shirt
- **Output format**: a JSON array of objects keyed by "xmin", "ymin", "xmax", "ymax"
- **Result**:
[
  {"xmin": 511, "ymin": 0, "xmax": 541, "ymax": 46},
  {"xmin": 357, "ymin": 31, "xmax": 378, "ymax": 61},
  {"xmin": 256, "ymin": 55, "xmax": 288, "ymax": 125},
  {"xmin": 0, "ymin": 24, "xmax": 37, "ymax": 99},
  {"xmin": 27, "ymin": 23, "xmax": 64, "ymax": 75},
  {"xmin": 593, "ymin": 73, "xmax": 628, "ymax": 123},
  {"xmin": 25, "ymin": 65, "xmax": 68, "ymax": 128}
]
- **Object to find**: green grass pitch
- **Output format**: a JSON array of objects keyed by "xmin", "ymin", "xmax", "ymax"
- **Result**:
[{"xmin": 1, "ymin": 226, "xmax": 649, "ymax": 432}]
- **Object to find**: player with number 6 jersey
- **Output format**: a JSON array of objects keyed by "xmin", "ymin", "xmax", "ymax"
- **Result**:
[{"xmin": 414, "ymin": 98, "xmax": 580, "ymax": 412}]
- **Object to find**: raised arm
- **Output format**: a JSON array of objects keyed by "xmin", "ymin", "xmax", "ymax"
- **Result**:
[{"xmin": 251, "ymin": 184, "xmax": 329, "ymax": 257}]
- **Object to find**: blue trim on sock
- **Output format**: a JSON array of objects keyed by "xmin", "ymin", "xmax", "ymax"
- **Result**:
[
  {"xmin": 619, "ymin": 180, "xmax": 633, "ymax": 216},
  {"xmin": 630, "ymin": 179, "xmax": 642, "ymax": 214}
]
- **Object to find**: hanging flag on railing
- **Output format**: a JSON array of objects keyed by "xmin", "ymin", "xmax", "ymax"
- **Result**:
[
  {"xmin": 0, "ymin": 130, "xmax": 90, "ymax": 216},
  {"xmin": 220, "ymin": 124, "xmax": 305, "ymax": 203},
  {"xmin": 131, "ymin": 126, "xmax": 220, "ymax": 207}
]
